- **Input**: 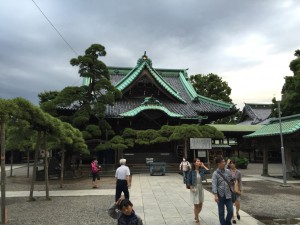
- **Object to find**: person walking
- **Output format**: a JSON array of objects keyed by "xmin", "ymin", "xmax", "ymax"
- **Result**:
[
  {"xmin": 228, "ymin": 160, "xmax": 242, "ymax": 224},
  {"xmin": 115, "ymin": 158, "xmax": 131, "ymax": 202},
  {"xmin": 187, "ymin": 158, "xmax": 209, "ymax": 225},
  {"xmin": 179, "ymin": 157, "xmax": 191, "ymax": 184},
  {"xmin": 212, "ymin": 156, "xmax": 234, "ymax": 225},
  {"xmin": 91, "ymin": 157, "xmax": 101, "ymax": 188}
]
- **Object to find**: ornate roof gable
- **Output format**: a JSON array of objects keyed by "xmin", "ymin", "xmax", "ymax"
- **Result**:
[
  {"xmin": 115, "ymin": 53, "xmax": 186, "ymax": 103},
  {"xmin": 120, "ymin": 97, "xmax": 183, "ymax": 118}
]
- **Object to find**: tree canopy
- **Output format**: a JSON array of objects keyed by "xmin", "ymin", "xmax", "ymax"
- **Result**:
[
  {"xmin": 39, "ymin": 44, "xmax": 121, "ymax": 152},
  {"xmin": 190, "ymin": 73, "xmax": 232, "ymax": 103},
  {"xmin": 279, "ymin": 49, "xmax": 300, "ymax": 116}
]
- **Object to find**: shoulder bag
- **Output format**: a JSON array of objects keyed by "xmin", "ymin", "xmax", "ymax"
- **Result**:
[{"xmin": 217, "ymin": 171, "xmax": 237, "ymax": 203}]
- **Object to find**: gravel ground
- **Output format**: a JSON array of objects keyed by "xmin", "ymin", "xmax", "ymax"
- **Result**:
[
  {"xmin": 3, "ymin": 167, "xmax": 118, "ymax": 225},
  {"xmin": 6, "ymin": 196, "xmax": 116, "ymax": 225}
]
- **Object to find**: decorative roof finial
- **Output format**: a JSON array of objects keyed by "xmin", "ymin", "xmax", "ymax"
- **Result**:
[
  {"xmin": 143, "ymin": 51, "xmax": 147, "ymax": 60},
  {"xmin": 137, "ymin": 51, "xmax": 152, "ymax": 66}
]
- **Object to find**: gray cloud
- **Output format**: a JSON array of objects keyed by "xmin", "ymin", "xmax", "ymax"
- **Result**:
[{"xmin": 1, "ymin": 0, "xmax": 300, "ymax": 107}]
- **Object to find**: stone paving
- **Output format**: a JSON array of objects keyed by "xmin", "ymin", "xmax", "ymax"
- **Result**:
[{"xmin": 3, "ymin": 164, "xmax": 300, "ymax": 225}]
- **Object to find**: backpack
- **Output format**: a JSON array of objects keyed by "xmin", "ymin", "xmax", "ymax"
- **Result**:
[{"xmin": 91, "ymin": 162, "xmax": 99, "ymax": 174}]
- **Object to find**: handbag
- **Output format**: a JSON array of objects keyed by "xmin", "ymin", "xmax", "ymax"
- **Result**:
[
  {"xmin": 234, "ymin": 180, "xmax": 239, "ymax": 193},
  {"xmin": 217, "ymin": 171, "xmax": 236, "ymax": 203}
]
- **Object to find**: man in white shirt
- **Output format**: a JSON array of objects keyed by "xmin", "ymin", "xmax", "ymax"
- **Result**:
[
  {"xmin": 115, "ymin": 158, "xmax": 131, "ymax": 202},
  {"xmin": 179, "ymin": 158, "xmax": 191, "ymax": 184}
]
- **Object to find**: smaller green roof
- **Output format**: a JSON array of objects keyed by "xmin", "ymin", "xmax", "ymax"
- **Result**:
[
  {"xmin": 209, "ymin": 124, "xmax": 263, "ymax": 132},
  {"xmin": 212, "ymin": 144, "xmax": 231, "ymax": 148},
  {"xmin": 244, "ymin": 114, "xmax": 300, "ymax": 138},
  {"xmin": 120, "ymin": 105, "xmax": 183, "ymax": 118}
]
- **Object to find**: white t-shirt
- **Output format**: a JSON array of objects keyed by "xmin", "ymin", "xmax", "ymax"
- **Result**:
[
  {"xmin": 115, "ymin": 165, "xmax": 130, "ymax": 180},
  {"xmin": 180, "ymin": 161, "xmax": 191, "ymax": 171}
]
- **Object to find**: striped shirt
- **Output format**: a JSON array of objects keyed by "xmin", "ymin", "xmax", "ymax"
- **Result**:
[{"xmin": 212, "ymin": 168, "xmax": 233, "ymax": 199}]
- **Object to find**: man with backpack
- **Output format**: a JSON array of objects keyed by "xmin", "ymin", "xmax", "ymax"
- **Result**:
[
  {"xmin": 91, "ymin": 157, "xmax": 101, "ymax": 188},
  {"xmin": 179, "ymin": 157, "xmax": 191, "ymax": 184}
]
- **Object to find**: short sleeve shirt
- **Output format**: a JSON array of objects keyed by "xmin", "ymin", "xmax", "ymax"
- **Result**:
[{"xmin": 115, "ymin": 165, "xmax": 130, "ymax": 180}]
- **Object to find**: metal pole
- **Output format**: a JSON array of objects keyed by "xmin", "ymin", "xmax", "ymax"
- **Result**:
[{"xmin": 277, "ymin": 101, "xmax": 287, "ymax": 185}]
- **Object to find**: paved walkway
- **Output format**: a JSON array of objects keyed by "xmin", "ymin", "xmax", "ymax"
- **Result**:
[
  {"xmin": 130, "ymin": 173, "xmax": 264, "ymax": 225},
  {"xmin": 6, "ymin": 173, "xmax": 266, "ymax": 225},
  {"xmin": 4, "ymin": 164, "xmax": 300, "ymax": 225}
]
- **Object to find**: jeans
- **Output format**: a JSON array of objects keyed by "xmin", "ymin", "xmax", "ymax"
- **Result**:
[
  {"xmin": 217, "ymin": 194, "xmax": 233, "ymax": 225},
  {"xmin": 183, "ymin": 171, "xmax": 189, "ymax": 184}
]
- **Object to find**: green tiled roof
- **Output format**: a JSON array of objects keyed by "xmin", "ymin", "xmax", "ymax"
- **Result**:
[
  {"xmin": 197, "ymin": 95, "xmax": 234, "ymax": 109},
  {"xmin": 120, "ymin": 105, "xmax": 183, "ymax": 118},
  {"xmin": 212, "ymin": 144, "xmax": 231, "ymax": 148},
  {"xmin": 209, "ymin": 124, "xmax": 263, "ymax": 132},
  {"xmin": 115, "ymin": 61, "xmax": 186, "ymax": 103},
  {"xmin": 244, "ymin": 114, "xmax": 300, "ymax": 138},
  {"xmin": 179, "ymin": 72, "xmax": 198, "ymax": 101}
]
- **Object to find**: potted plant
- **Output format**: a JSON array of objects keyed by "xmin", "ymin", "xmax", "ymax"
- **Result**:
[{"xmin": 231, "ymin": 157, "xmax": 249, "ymax": 169}]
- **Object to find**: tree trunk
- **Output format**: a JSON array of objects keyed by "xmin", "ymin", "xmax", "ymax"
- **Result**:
[
  {"xmin": 1, "ymin": 121, "xmax": 7, "ymax": 224},
  {"xmin": 29, "ymin": 131, "xmax": 41, "ymax": 201},
  {"xmin": 184, "ymin": 139, "xmax": 188, "ymax": 159},
  {"xmin": 60, "ymin": 145, "xmax": 65, "ymax": 188},
  {"xmin": 27, "ymin": 149, "xmax": 30, "ymax": 178},
  {"xmin": 10, "ymin": 150, "xmax": 13, "ymax": 177},
  {"xmin": 43, "ymin": 132, "xmax": 50, "ymax": 200}
]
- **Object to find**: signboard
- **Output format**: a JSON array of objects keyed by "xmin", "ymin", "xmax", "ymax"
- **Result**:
[
  {"xmin": 198, "ymin": 150, "xmax": 207, "ymax": 157},
  {"xmin": 190, "ymin": 138, "xmax": 212, "ymax": 149}
]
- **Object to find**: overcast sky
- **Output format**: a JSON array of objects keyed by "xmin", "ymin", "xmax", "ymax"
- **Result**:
[{"xmin": 1, "ymin": 0, "xmax": 300, "ymax": 110}]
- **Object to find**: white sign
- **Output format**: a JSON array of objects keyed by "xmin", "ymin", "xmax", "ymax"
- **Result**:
[
  {"xmin": 190, "ymin": 138, "xmax": 212, "ymax": 149},
  {"xmin": 198, "ymin": 150, "xmax": 207, "ymax": 157}
]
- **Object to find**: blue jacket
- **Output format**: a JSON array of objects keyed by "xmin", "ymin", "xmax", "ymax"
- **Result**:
[{"xmin": 187, "ymin": 170, "xmax": 198, "ymax": 187}]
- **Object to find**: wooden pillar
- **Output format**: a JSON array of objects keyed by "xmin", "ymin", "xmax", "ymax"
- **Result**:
[{"xmin": 262, "ymin": 146, "xmax": 269, "ymax": 176}]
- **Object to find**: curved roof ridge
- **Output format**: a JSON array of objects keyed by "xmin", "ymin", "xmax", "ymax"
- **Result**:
[
  {"xmin": 197, "ymin": 95, "xmax": 235, "ymax": 109},
  {"xmin": 179, "ymin": 72, "xmax": 198, "ymax": 101},
  {"xmin": 244, "ymin": 104, "xmax": 257, "ymax": 120},
  {"xmin": 145, "ymin": 64, "xmax": 181, "ymax": 96},
  {"xmin": 115, "ymin": 63, "xmax": 144, "ymax": 90},
  {"xmin": 120, "ymin": 105, "xmax": 183, "ymax": 118},
  {"xmin": 115, "ymin": 60, "xmax": 186, "ymax": 104}
]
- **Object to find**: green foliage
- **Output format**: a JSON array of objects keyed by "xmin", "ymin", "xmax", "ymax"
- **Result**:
[
  {"xmin": 109, "ymin": 135, "xmax": 128, "ymax": 151},
  {"xmin": 85, "ymin": 125, "xmax": 101, "ymax": 137},
  {"xmin": 190, "ymin": 73, "xmax": 232, "ymax": 103},
  {"xmin": 95, "ymin": 142, "xmax": 111, "ymax": 151},
  {"xmin": 279, "ymin": 49, "xmax": 300, "ymax": 116},
  {"xmin": 159, "ymin": 125, "xmax": 177, "ymax": 138},
  {"xmin": 38, "ymin": 43, "xmax": 121, "ymax": 150},
  {"xmin": 197, "ymin": 125, "xmax": 225, "ymax": 139},
  {"xmin": 122, "ymin": 128, "xmax": 137, "ymax": 139},
  {"xmin": 72, "ymin": 116, "xmax": 89, "ymax": 130},
  {"xmin": 170, "ymin": 124, "xmax": 201, "ymax": 141},
  {"xmin": 231, "ymin": 156, "xmax": 249, "ymax": 169},
  {"xmin": 135, "ymin": 129, "xmax": 160, "ymax": 145}
]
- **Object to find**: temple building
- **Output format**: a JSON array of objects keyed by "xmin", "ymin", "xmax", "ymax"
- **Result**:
[{"xmin": 84, "ymin": 53, "xmax": 237, "ymax": 164}]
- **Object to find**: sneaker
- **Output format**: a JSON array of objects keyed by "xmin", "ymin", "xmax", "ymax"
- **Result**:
[
  {"xmin": 232, "ymin": 219, "xmax": 236, "ymax": 224},
  {"xmin": 237, "ymin": 214, "xmax": 240, "ymax": 220}
]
